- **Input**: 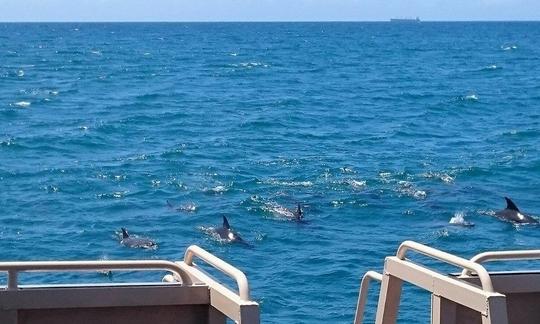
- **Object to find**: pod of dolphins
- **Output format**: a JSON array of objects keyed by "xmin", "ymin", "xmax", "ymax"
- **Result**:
[{"xmin": 118, "ymin": 197, "xmax": 537, "ymax": 249}]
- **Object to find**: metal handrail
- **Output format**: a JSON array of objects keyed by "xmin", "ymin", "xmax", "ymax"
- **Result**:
[
  {"xmin": 184, "ymin": 245, "xmax": 250, "ymax": 300},
  {"xmin": 354, "ymin": 271, "xmax": 383, "ymax": 324},
  {"xmin": 461, "ymin": 250, "xmax": 540, "ymax": 276},
  {"xmin": 0, "ymin": 260, "xmax": 192, "ymax": 290},
  {"xmin": 396, "ymin": 241, "xmax": 494, "ymax": 292}
]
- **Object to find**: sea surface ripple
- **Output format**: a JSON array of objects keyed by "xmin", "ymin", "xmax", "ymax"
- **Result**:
[{"xmin": 1, "ymin": 22, "xmax": 539, "ymax": 323}]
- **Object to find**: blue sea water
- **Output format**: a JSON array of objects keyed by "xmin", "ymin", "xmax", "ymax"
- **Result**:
[{"xmin": 0, "ymin": 22, "xmax": 539, "ymax": 323}]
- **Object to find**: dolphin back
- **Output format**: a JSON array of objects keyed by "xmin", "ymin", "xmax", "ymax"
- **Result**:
[
  {"xmin": 223, "ymin": 216, "xmax": 231, "ymax": 229},
  {"xmin": 505, "ymin": 197, "xmax": 520, "ymax": 212},
  {"xmin": 495, "ymin": 197, "xmax": 538, "ymax": 224}
]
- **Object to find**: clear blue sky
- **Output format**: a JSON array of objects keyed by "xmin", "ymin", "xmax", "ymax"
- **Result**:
[{"xmin": 1, "ymin": 0, "xmax": 539, "ymax": 22}]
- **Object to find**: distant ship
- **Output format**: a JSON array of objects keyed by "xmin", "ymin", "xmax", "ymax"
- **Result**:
[{"xmin": 390, "ymin": 17, "xmax": 421, "ymax": 23}]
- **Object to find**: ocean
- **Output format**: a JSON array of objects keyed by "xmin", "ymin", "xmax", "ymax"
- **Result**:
[{"xmin": 0, "ymin": 22, "xmax": 539, "ymax": 323}]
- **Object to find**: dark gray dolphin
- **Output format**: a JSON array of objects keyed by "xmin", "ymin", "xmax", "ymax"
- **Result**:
[
  {"xmin": 495, "ymin": 197, "xmax": 538, "ymax": 224},
  {"xmin": 279, "ymin": 203, "xmax": 308, "ymax": 223},
  {"xmin": 214, "ymin": 216, "xmax": 245, "ymax": 244},
  {"xmin": 293, "ymin": 203, "xmax": 303, "ymax": 221},
  {"xmin": 120, "ymin": 228, "xmax": 158, "ymax": 249}
]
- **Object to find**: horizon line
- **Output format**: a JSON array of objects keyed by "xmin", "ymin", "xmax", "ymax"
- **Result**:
[{"xmin": 1, "ymin": 18, "xmax": 540, "ymax": 23}]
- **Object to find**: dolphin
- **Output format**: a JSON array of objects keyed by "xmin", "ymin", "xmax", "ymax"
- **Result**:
[
  {"xmin": 293, "ymin": 203, "xmax": 303, "ymax": 221},
  {"xmin": 214, "ymin": 216, "xmax": 246, "ymax": 244},
  {"xmin": 282, "ymin": 203, "xmax": 305, "ymax": 222},
  {"xmin": 495, "ymin": 197, "xmax": 538, "ymax": 224},
  {"xmin": 268, "ymin": 202, "xmax": 305, "ymax": 222},
  {"xmin": 120, "ymin": 228, "xmax": 158, "ymax": 249}
]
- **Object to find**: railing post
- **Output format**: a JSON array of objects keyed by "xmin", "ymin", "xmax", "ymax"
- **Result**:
[
  {"xmin": 238, "ymin": 303, "xmax": 260, "ymax": 324},
  {"xmin": 354, "ymin": 271, "xmax": 383, "ymax": 324},
  {"xmin": 482, "ymin": 295, "xmax": 508, "ymax": 324},
  {"xmin": 375, "ymin": 268, "xmax": 403, "ymax": 324},
  {"xmin": 7, "ymin": 270, "xmax": 17, "ymax": 290},
  {"xmin": 208, "ymin": 306, "xmax": 227, "ymax": 324},
  {"xmin": 431, "ymin": 295, "xmax": 456, "ymax": 324}
]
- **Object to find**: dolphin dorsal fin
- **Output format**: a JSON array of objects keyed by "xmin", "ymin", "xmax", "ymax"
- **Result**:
[
  {"xmin": 297, "ymin": 203, "xmax": 302, "ymax": 216},
  {"xmin": 505, "ymin": 197, "xmax": 520, "ymax": 212},
  {"xmin": 121, "ymin": 228, "xmax": 129, "ymax": 239},
  {"xmin": 223, "ymin": 216, "xmax": 231, "ymax": 229}
]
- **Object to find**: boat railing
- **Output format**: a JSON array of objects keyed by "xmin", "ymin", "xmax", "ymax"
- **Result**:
[
  {"xmin": 354, "ymin": 241, "xmax": 520, "ymax": 324},
  {"xmin": 169, "ymin": 245, "xmax": 259, "ymax": 323},
  {"xmin": 0, "ymin": 260, "xmax": 193, "ymax": 290},
  {"xmin": 396, "ymin": 240, "xmax": 494, "ymax": 292},
  {"xmin": 184, "ymin": 244, "xmax": 250, "ymax": 300},
  {"xmin": 0, "ymin": 245, "xmax": 260, "ymax": 324},
  {"xmin": 461, "ymin": 249, "xmax": 540, "ymax": 276},
  {"xmin": 354, "ymin": 270, "xmax": 383, "ymax": 324}
]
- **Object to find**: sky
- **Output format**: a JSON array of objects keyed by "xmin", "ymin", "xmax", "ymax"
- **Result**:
[{"xmin": 1, "ymin": 0, "xmax": 539, "ymax": 22}]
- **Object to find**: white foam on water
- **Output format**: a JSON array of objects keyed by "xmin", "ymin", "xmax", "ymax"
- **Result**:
[
  {"xmin": 264, "ymin": 179, "xmax": 313, "ymax": 187},
  {"xmin": 449, "ymin": 211, "xmax": 475, "ymax": 227},
  {"xmin": 440, "ymin": 174, "xmax": 454, "ymax": 183},
  {"xmin": 340, "ymin": 166, "xmax": 355, "ymax": 174},
  {"xmin": 396, "ymin": 181, "xmax": 427, "ymax": 200},
  {"xmin": 213, "ymin": 185, "xmax": 227, "ymax": 192},
  {"xmin": 97, "ymin": 191, "xmax": 128, "ymax": 199},
  {"xmin": 331, "ymin": 200, "xmax": 344, "ymax": 207},
  {"xmin": 179, "ymin": 203, "xmax": 197, "ymax": 212},
  {"xmin": 346, "ymin": 179, "xmax": 367, "ymax": 189},
  {"xmin": 378, "ymin": 172, "xmax": 392, "ymax": 183},
  {"xmin": 198, "ymin": 226, "xmax": 229, "ymax": 243},
  {"xmin": 0, "ymin": 137, "xmax": 15, "ymax": 146},
  {"xmin": 239, "ymin": 62, "xmax": 269, "ymax": 68},
  {"xmin": 501, "ymin": 44, "xmax": 517, "ymax": 51},
  {"xmin": 204, "ymin": 185, "xmax": 229, "ymax": 194},
  {"xmin": 449, "ymin": 212, "xmax": 466, "ymax": 225},
  {"xmin": 269, "ymin": 205, "xmax": 295, "ymax": 218},
  {"xmin": 465, "ymin": 94, "xmax": 478, "ymax": 101},
  {"xmin": 422, "ymin": 171, "xmax": 455, "ymax": 183},
  {"xmin": 13, "ymin": 101, "xmax": 31, "ymax": 108},
  {"xmin": 112, "ymin": 191, "xmax": 125, "ymax": 198},
  {"xmin": 414, "ymin": 190, "xmax": 427, "ymax": 199}
]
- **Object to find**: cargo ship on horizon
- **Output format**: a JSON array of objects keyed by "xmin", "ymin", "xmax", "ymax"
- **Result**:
[{"xmin": 390, "ymin": 17, "xmax": 421, "ymax": 22}]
